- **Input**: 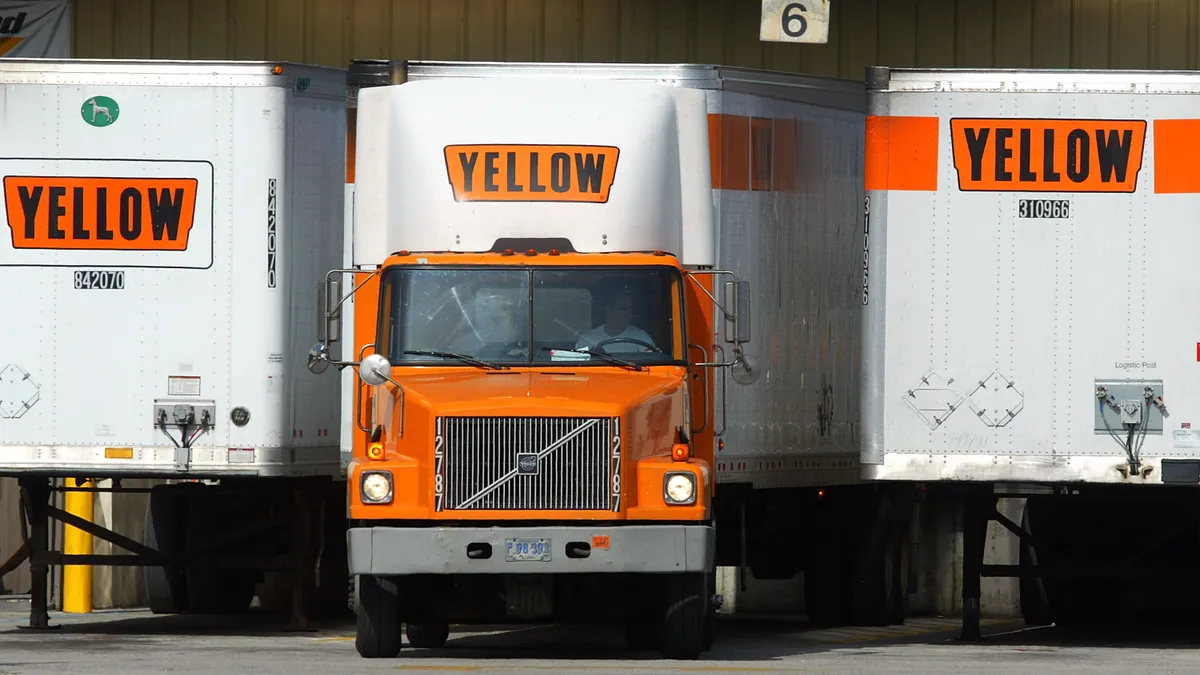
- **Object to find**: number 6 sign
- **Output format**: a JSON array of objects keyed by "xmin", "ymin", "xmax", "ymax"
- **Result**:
[{"xmin": 759, "ymin": 0, "xmax": 831, "ymax": 44}]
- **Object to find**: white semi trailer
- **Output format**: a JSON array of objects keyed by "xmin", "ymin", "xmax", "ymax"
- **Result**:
[
  {"xmin": 861, "ymin": 66, "xmax": 1200, "ymax": 635},
  {"xmin": 0, "ymin": 58, "xmax": 349, "ymax": 627}
]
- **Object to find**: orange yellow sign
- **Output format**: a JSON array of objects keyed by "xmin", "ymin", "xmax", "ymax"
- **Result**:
[
  {"xmin": 5, "ymin": 176, "xmax": 199, "ymax": 250},
  {"xmin": 950, "ymin": 119, "xmax": 1146, "ymax": 193},
  {"xmin": 443, "ymin": 144, "xmax": 619, "ymax": 203}
]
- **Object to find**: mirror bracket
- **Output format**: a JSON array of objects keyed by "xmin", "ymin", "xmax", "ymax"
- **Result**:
[
  {"xmin": 685, "ymin": 270, "xmax": 752, "ymax": 347},
  {"xmin": 308, "ymin": 267, "xmax": 380, "ymax": 376},
  {"xmin": 359, "ymin": 353, "xmax": 405, "ymax": 439}
]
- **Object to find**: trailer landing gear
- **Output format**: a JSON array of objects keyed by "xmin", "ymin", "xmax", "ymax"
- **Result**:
[
  {"xmin": 17, "ymin": 477, "xmax": 53, "ymax": 631},
  {"xmin": 958, "ymin": 492, "xmax": 995, "ymax": 642},
  {"xmin": 10, "ymin": 475, "xmax": 344, "ymax": 632}
]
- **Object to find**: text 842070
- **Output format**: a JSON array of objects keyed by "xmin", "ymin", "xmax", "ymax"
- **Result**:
[{"xmin": 73, "ymin": 270, "xmax": 125, "ymax": 290}]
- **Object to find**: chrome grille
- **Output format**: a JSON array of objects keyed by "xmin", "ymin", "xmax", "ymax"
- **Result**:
[{"xmin": 435, "ymin": 416, "xmax": 615, "ymax": 511}]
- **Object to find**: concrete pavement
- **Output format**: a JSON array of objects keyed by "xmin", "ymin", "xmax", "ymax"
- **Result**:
[{"xmin": 1, "ymin": 597, "xmax": 1197, "ymax": 675}]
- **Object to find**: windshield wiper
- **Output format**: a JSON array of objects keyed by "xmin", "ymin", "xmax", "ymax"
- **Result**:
[
  {"xmin": 403, "ymin": 350, "xmax": 508, "ymax": 371},
  {"xmin": 541, "ymin": 347, "xmax": 644, "ymax": 371}
]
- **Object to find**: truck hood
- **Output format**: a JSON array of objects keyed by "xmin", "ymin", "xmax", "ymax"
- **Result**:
[{"xmin": 394, "ymin": 367, "xmax": 686, "ymax": 417}]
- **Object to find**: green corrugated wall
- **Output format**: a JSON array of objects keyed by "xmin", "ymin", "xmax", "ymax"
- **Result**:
[{"xmin": 70, "ymin": 0, "xmax": 1200, "ymax": 79}]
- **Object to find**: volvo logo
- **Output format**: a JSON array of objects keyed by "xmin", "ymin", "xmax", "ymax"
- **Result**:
[{"xmin": 517, "ymin": 453, "xmax": 539, "ymax": 475}]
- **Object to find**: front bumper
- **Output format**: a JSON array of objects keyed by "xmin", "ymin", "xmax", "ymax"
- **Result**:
[{"xmin": 347, "ymin": 524, "xmax": 714, "ymax": 575}]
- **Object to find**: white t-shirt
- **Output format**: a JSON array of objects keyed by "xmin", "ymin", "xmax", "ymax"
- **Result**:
[{"xmin": 575, "ymin": 325, "xmax": 657, "ymax": 353}]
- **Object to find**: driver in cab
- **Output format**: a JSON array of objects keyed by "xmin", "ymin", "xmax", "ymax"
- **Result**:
[{"xmin": 574, "ymin": 290, "xmax": 657, "ymax": 353}]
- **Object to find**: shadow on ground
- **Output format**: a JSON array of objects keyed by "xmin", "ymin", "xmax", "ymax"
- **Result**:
[{"xmin": 6, "ymin": 596, "xmax": 1200, "ymax": 663}]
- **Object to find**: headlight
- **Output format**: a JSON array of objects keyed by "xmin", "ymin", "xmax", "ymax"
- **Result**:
[
  {"xmin": 360, "ymin": 471, "xmax": 393, "ymax": 504},
  {"xmin": 664, "ymin": 472, "xmax": 696, "ymax": 505}
]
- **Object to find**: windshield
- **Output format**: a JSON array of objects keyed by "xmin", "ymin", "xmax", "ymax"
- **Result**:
[{"xmin": 377, "ymin": 266, "xmax": 687, "ymax": 367}]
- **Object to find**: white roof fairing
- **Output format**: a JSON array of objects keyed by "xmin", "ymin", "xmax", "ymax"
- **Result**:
[{"xmin": 352, "ymin": 77, "xmax": 701, "ymax": 265}]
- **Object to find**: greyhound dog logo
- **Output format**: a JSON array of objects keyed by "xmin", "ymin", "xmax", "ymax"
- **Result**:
[{"xmin": 81, "ymin": 96, "xmax": 119, "ymax": 127}]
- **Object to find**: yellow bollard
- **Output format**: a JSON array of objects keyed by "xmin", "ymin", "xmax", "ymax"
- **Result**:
[{"xmin": 62, "ymin": 477, "xmax": 93, "ymax": 614}]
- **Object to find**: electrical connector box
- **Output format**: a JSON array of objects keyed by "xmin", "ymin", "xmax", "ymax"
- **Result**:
[
  {"xmin": 1094, "ymin": 379, "xmax": 1165, "ymax": 435},
  {"xmin": 1120, "ymin": 401, "xmax": 1143, "ymax": 426},
  {"xmin": 153, "ymin": 398, "xmax": 217, "ymax": 430}
]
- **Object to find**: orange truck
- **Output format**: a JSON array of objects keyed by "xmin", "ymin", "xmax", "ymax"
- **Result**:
[{"xmin": 307, "ymin": 60, "xmax": 758, "ymax": 660}]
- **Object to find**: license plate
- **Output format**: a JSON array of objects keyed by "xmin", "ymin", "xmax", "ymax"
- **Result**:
[{"xmin": 505, "ymin": 537, "xmax": 551, "ymax": 562}]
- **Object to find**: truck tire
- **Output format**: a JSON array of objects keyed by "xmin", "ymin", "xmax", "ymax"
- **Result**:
[
  {"xmin": 142, "ymin": 485, "xmax": 188, "ymax": 614},
  {"xmin": 356, "ymin": 574, "xmax": 403, "ymax": 658},
  {"xmin": 658, "ymin": 572, "xmax": 707, "ymax": 660},
  {"xmin": 405, "ymin": 620, "xmax": 450, "ymax": 648}
]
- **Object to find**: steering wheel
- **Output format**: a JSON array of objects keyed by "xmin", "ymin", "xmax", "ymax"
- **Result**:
[{"xmin": 591, "ymin": 336, "xmax": 663, "ymax": 354}]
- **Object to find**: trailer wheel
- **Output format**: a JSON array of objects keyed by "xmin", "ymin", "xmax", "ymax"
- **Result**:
[
  {"xmin": 658, "ymin": 572, "xmax": 707, "ymax": 660},
  {"xmin": 405, "ymin": 620, "xmax": 450, "ymax": 648},
  {"xmin": 142, "ymin": 485, "xmax": 188, "ymax": 614},
  {"xmin": 356, "ymin": 574, "xmax": 403, "ymax": 658}
]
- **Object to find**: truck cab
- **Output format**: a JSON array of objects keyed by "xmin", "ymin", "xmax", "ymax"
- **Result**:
[{"xmin": 307, "ymin": 61, "xmax": 756, "ymax": 660}]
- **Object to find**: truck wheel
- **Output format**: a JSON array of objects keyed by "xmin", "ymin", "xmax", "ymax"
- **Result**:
[
  {"xmin": 658, "ymin": 572, "xmax": 707, "ymax": 660},
  {"xmin": 405, "ymin": 620, "xmax": 450, "ymax": 648},
  {"xmin": 356, "ymin": 574, "xmax": 402, "ymax": 658},
  {"xmin": 142, "ymin": 485, "xmax": 188, "ymax": 614}
]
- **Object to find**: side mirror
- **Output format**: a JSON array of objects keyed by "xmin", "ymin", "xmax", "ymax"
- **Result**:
[
  {"xmin": 729, "ymin": 352, "xmax": 761, "ymax": 386},
  {"xmin": 723, "ymin": 280, "xmax": 751, "ymax": 344},
  {"xmin": 316, "ymin": 278, "xmax": 342, "ymax": 344},
  {"xmin": 307, "ymin": 343, "xmax": 331, "ymax": 375},
  {"xmin": 359, "ymin": 353, "xmax": 394, "ymax": 387}
]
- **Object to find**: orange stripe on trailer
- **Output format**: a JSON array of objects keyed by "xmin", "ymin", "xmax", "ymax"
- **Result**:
[
  {"xmin": 750, "ymin": 117, "xmax": 774, "ymax": 192},
  {"xmin": 1154, "ymin": 119, "xmax": 1200, "ymax": 194},
  {"xmin": 708, "ymin": 113, "xmax": 801, "ymax": 192},
  {"xmin": 708, "ymin": 114, "xmax": 750, "ymax": 191},
  {"xmin": 772, "ymin": 117, "xmax": 798, "ymax": 192},
  {"xmin": 865, "ymin": 115, "xmax": 939, "ymax": 192}
]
